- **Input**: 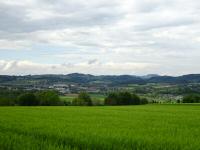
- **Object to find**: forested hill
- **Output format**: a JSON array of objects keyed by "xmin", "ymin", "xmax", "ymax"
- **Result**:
[{"xmin": 1, "ymin": 73, "xmax": 200, "ymax": 85}]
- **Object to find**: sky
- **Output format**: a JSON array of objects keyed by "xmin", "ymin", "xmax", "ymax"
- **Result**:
[{"xmin": 0, "ymin": 0, "xmax": 200, "ymax": 76}]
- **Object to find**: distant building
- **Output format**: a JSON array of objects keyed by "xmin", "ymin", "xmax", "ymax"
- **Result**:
[{"xmin": 49, "ymin": 84, "xmax": 70, "ymax": 94}]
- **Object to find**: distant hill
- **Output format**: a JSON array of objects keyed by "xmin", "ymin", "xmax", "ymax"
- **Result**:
[
  {"xmin": 147, "ymin": 74, "xmax": 200, "ymax": 84},
  {"xmin": 1, "ymin": 74, "xmax": 200, "ymax": 86},
  {"xmin": 140, "ymin": 74, "xmax": 160, "ymax": 79}
]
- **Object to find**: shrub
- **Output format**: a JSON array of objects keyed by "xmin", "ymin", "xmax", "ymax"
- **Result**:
[
  {"xmin": 36, "ymin": 90, "xmax": 63, "ymax": 106},
  {"xmin": 140, "ymin": 98, "xmax": 148, "ymax": 104},
  {"xmin": 18, "ymin": 93, "xmax": 39, "ymax": 106},
  {"xmin": 0, "ymin": 97, "xmax": 16, "ymax": 106},
  {"xmin": 131, "ymin": 93, "xmax": 141, "ymax": 105},
  {"xmin": 92, "ymin": 99, "xmax": 104, "ymax": 106},
  {"xmin": 72, "ymin": 92, "xmax": 92, "ymax": 106},
  {"xmin": 118, "ymin": 92, "xmax": 133, "ymax": 105},
  {"xmin": 183, "ymin": 94, "xmax": 200, "ymax": 103},
  {"xmin": 0, "ymin": 89, "xmax": 24, "ymax": 106},
  {"xmin": 104, "ymin": 92, "xmax": 146, "ymax": 106},
  {"xmin": 104, "ymin": 92, "xmax": 119, "ymax": 105}
]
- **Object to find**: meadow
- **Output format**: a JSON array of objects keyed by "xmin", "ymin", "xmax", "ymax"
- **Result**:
[
  {"xmin": 0, "ymin": 105, "xmax": 200, "ymax": 150},
  {"xmin": 60, "ymin": 93, "xmax": 106, "ymax": 105}
]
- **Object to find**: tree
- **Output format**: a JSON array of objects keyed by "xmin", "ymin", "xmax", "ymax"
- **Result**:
[
  {"xmin": 104, "ymin": 92, "xmax": 145, "ymax": 106},
  {"xmin": 131, "ymin": 93, "xmax": 141, "ymax": 105},
  {"xmin": 140, "ymin": 98, "xmax": 148, "ymax": 104},
  {"xmin": 72, "ymin": 92, "xmax": 92, "ymax": 106},
  {"xmin": 0, "ymin": 97, "xmax": 15, "ymax": 106},
  {"xmin": 183, "ymin": 94, "xmax": 200, "ymax": 103},
  {"xmin": 36, "ymin": 90, "xmax": 63, "ymax": 106},
  {"xmin": 17, "ymin": 93, "xmax": 39, "ymax": 106},
  {"xmin": 104, "ymin": 92, "xmax": 119, "ymax": 105},
  {"xmin": 117, "ymin": 92, "xmax": 133, "ymax": 105},
  {"xmin": 0, "ymin": 88, "xmax": 24, "ymax": 106},
  {"xmin": 176, "ymin": 99, "xmax": 181, "ymax": 104}
]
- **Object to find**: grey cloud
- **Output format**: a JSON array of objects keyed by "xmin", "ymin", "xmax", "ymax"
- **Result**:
[
  {"xmin": 88, "ymin": 59, "xmax": 98, "ymax": 65},
  {"xmin": 0, "ymin": 0, "xmax": 200, "ymax": 75},
  {"xmin": 134, "ymin": 19, "xmax": 197, "ymax": 31},
  {"xmin": 0, "ymin": 0, "xmax": 124, "ymax": 33}
]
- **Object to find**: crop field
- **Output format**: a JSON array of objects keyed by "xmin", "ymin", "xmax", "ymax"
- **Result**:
[
  {"xmin": 60, "ymin": 94, "xmax": 78, "ymax": 102},
  {"xmin": 0, "ymin": 105, "xmax": 200, "ymax": 150},
  {"xmin": 60, "ymin": 93, "xmax": 106, "ymax": 103}
]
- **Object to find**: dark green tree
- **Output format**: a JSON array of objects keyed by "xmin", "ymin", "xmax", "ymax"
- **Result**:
[
  {"xmin": 140, "ymin": 98, "xmax": 148, "ymax": 104},
  {"xmin": 17, "ymin": 93, "xmax": 39, "ymax": 106},
  {"xmin": 183, "ymin": 94, "xmax": 200, "ymax": 103},
  {"xmin": 36, "ymin": 90, "xmax": 62, "ymax": 106},
  {"xmin": 104, "ymin": 92, "xmax": 144, "ymax": 106},
  {"xmin": 131, "ymin": 93, "xmax": 141, "ymax": 105},
  {"xmin": 118, "ymin": 92, "xmax": 133, "ymax": 105},
  {"xmin": 72, "ymin": 92, "xmax": 92, "ymax": 106},
  {"xmin": 104, "ymin": 92, "xmax": 119, "ymax": 105}
]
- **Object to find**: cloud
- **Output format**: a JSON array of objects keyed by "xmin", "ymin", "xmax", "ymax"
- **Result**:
[
  {"xmin": 0, "ymin": 0, "xmax": 124, "ymax": 33},
  {"xmin": 0, "ymin": 60, "xmax": 157, "ymax": 75},
  {"xmin": 0, "ymin": 39, "xmax": 30, "ymax": 49},
  {"xmin": 88, "ymin": 59, "xmax": 98, "ymax": 65},
  {"xmin": 0, "ymin": 0, "xmax": 200, "ymax": 75}
]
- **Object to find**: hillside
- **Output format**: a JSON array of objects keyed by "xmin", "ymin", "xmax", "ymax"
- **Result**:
[{"xmin": 1, "ymin": 74, "xmax": 200, "ymax": 86}]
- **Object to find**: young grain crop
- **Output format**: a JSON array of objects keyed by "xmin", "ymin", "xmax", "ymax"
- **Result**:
[{"xmin": 0, "ymin": 105, "xmax": 199, "ymax": 150}]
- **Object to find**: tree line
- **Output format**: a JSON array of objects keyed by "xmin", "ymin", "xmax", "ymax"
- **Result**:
[
  {"xmin": 104, "ymin": 92, "xmax": 148, "ymax": 105},
  {"xmin": 71, "ymin": 92, "xmax": 148, "ymax": 106},
  {"xmin": 182, "ymin": 94, "xmax": 200, "ymax": 103},
  {"xmin": 0, "ymin": 88, "xmax": 148, "ymax": 106},
  {"xmin": 0, "ymin": 89, "xmax": 63, "ymax": 106},
  {"xmin": 0, "ymin": 88, "xmax": 199, "ymax": 106}
]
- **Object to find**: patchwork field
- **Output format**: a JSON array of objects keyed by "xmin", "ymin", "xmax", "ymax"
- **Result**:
[
  {"xmin": 0, "ymin": 105, "xmax": 200, "ymax": 150},
  {"xmin": 60, "ymin": 93, "xmax": 106, "ymax": 104}
]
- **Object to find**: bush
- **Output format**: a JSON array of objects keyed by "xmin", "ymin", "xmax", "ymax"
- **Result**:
[
  {"xmin": 140, "ymin": 98, "xmax": 148, "ymax": 104},
  {"xmin": 104, "ymin": 92, "xmax": 118, "ymax": 105},
  {"xmin": 36, "ymin": 90, "xmax": 63, "ymax": 106},
  {"xmin": 0, "ymin": 89, "xmax": 63, "ymax": 106},
  {"xmin": 92, "ymin": 99, "xmax": 104, "ymax": 106},
  {"xmin": 0, "ymin": 89, "xmax": 23, "ymax": 106},
  {"xmin": 72, "ymin": 92, "xmax": 92, "ymax": 106},
  {"xmin": 183, "ymin": 94, "xmax": 200, "ymax": 103},
  {"xmin": 104, "ymin": 92, "xmax": 146, "ymax": 105},
  {"xmin": 0, "ymin": 97, "xmax": 16, "ymax": 106},
  {"xmin": 131, "ymin": 93, "xmax": 141, "ymax": 105},
  {"xmin": 118, "ymin": 92, "xmax": 133, "ymax": 105},
  {"xmin": 18, "ymin": 93, "xmax": 39, "ymax": 106}
]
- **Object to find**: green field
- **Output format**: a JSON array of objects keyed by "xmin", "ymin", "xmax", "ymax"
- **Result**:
[
  {"xmin": 60, "ymin": 94, "xmax": 106, "ymax": 104},
  {"xmin": 60, "ymin": 94, "xmax": 77, "ymax": 102},
  {"xmin": 0, "ymin": 105, "xmax": 200, "ymax": 150}
]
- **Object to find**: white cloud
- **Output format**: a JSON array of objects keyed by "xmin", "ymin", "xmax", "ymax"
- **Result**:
[
  {"xmin": 0, "ymin": 60, "xmax": 157, "ymax": 75},
  {"xmin": 0, "ymin": 39, "xmax": 30, "ymax": 50},
  {"xmin": 0, "ymin": 0, "xmax": 200, "ymax": 75}
]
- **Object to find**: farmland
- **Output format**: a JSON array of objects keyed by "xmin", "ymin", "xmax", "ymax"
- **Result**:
[
  {"xmin": 60, "ymin": 93, "xmax": 106, "ymax": 105},
  {"xmin": 0, "ymin": 104, "xmax": 200, "ymax": 150}
]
